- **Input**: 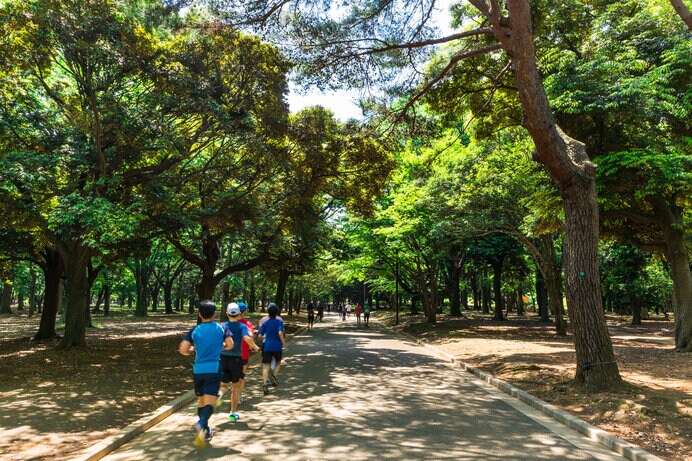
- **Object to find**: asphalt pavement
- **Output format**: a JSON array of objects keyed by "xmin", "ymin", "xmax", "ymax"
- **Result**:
[{"xmin": 100, "ymin": 312, "xmax": 627, "ymax": 461}]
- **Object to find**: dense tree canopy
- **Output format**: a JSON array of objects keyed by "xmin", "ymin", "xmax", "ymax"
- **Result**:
[{"xmin": 0, "ymin": 0, "xmax": 688, "ymax": 393}]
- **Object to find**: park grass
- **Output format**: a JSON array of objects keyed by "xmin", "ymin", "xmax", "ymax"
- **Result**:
[{"xmin": 374, "ymin": 310, "xmax": 691, "ymax": 461}]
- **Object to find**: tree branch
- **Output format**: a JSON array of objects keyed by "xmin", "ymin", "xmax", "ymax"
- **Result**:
[{"xmin": 399, "ymin": 43, "xmax": 503, "ymax": 116}]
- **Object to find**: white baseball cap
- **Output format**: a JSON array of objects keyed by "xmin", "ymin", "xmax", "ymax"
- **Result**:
[{"xmin": 226, "ymin": 302, "xmax": 241, "ymax": 316}]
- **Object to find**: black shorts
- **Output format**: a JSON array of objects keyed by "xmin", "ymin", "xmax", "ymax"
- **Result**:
[
  {"xmin": 262, "ymin": 350, "xmax": 283, "ymax": 364},
  {"xmin": 221, "ymin": 355, "xmax": 244, "ymax": 383},
  {"xmin": 241, "ymin": 358, "xmax": 249, "ymax": 366},
  {"xmin": 307, "ymin": 313, "xmax": 315, "ymax": 321},
  {"xmin": 193, "ymin": 372, "xmax": 222, "ymax": 397}
]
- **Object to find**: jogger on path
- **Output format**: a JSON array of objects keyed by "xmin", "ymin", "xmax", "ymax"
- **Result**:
[{"xmin": 179, "ymin": 300, "xmax": 233, "ymax": 448}]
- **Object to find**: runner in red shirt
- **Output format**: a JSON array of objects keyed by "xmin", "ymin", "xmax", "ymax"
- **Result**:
[{"xmin": 237, "ymin": 302, "xmax": 255, "ymax": 405}]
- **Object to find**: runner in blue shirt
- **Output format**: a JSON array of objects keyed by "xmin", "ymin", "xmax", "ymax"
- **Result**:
[
  {"xmin": 180, "ymin": 300, "xmax": 233, "ymax": 448},
  {"xmin": 258, "ymin": 303, "xmax": 285, "ymax": 395},
  {"xmin": 220, "ymin": 303, "xmax": 259, "ymax": 422}
]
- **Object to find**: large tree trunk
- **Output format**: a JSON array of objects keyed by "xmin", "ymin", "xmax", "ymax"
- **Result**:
[
  {"xmin": 650, "ymin": 197, "xmax": 692, "ymax": 351},
  {"xmin": 505, "ymin": 1, "xmax": 621, "ymax": 388},
  {"xmin": 536, "ymin": 268, "xmax": 549, "ymax": 321},
  {"xmin": 58, "ymin": 242, "xmax": 91, "ymax": 349},
  {"xmin": 103, "ymin": 284, "xmax": 111, "ymax": 317},
  {"xmin": 630, "ymin": 294, "xmax": 642, "ymax": 326},
  {"xmin": 491, "ymin": 259, "xmax": 505, "ymax": 321},
  {"xmin": 275, "ymin": 267, "xmax": 289, "ymax": 309},
  {"xmin": 35, "ymin": 248, "xmax": 63, "ymax": 341},
  {"xmin": 163, "ymin": 282, "xmax": 174, "ymax": 314},
  {"xmin": 448, "ymin": 260, "xmax": 462, "ymax": 316},
  {"xmin": 669, "ymin": 0, "xmax": 692, "ymax": 29},
  {"xmin": 0, "ymin": 281, "xmax": 12, "ymax": 314},
  {"xmin": 134, "ymin": 261, "xmax": 150, "ymax": 317},
  {"xmin": 538, "ymin": 236, "xmax": 567, "ymax": 336}
]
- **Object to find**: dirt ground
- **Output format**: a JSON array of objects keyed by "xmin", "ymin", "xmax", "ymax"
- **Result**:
[
  {"xmin": 0, "ymin": 310, "xmax": 689, "ymax": 460},
  {"xmin": 0, "ymin": 310, "xmax": 304, "ymax": 461},
  {"xmin": 380, "ymin": 311, "xmax": 691, "ymax": 461}
]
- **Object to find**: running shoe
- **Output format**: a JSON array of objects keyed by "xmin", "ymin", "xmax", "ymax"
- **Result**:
[
  {"xmin": 214, "ymin": 394, "xmax": 223, "ymax": 411},
  {"xmin": 262, "ymin": 384, "xmax": 269, "ymax": 395},
  {"xmin": 238, "ymin": 396, "xmax": 244, "ymax": 406},
  {"xmin": 269, "ymin": 371, "xmax": 278, "ymax": 387},
  {"xmin": 204, "ymin": 427, "xmax": 214, "ymax": 441},
  {"xmin": 229, "ymin": 412, "xmax": 240, "ymax": 422},
  {"xmin": 193, "ymin": 423, "xmax": 206, "ymax": 448}
]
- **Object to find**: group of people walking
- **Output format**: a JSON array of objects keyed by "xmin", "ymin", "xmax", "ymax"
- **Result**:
[
  {"xmin": 179, "ymin": 300, "xmax": 285, "ymax": 448},
  {"xmin": 337, "ymin": 302, "xmax": 371, "ymax": 326}
]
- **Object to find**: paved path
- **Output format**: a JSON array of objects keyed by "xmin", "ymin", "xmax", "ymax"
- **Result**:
[{"xmin": 102, "ymin": 313, "xmax": 625, "ymax": 460}]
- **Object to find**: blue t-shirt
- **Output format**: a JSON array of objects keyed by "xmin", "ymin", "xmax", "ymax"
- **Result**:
[
  {"xmin": 259, "ymin": 318, "xmax": 284, "ymax": 352},
  {"xmin": 221, "ymin": 321, "xmax": 249, "ymax": 357},
  {"xmin": 182, "ymin": 322, "xmax": 229, "ymax": 374}
]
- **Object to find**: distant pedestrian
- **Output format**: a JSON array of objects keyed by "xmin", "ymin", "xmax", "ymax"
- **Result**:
[
  {"xmin": 179, "ymin": 300, "xmax": 233, "ymax": 448},
  {"xmin": 341, "ymin": 303, "xmax": 346, "ymax": 321},
  {"xmin": 220, "ymin": 303, "xmax": 259, "ymax": 423},
  {"xmin": 317, "ymin": 302, "xmax": 324, "ymax": 322},
  {"xmin": 307, "ymin": 302, "xmax": 315, "ymax": 330},
  {"xmin": 363, "ymin": 303, "xmax": 371, "ymax": 326},
  {"xmin": 355, "ymin": 303, "xmax": 363, "ymax": 326},
  {"xmin": 258, "ymin": 303, "xmax": 285, "ymax": 395}
]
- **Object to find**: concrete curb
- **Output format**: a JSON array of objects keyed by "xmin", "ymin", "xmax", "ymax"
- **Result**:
[
  {"xmin": 394, "ymin": 328, "xmax": 664, "ymax": 461},
  {"xmin": 71, "ymin": 389, "xmax": 197, "ymax": 461},
  {"xmin": 72, "ymin": 322, "xmax": 309, "ymax": 461}
]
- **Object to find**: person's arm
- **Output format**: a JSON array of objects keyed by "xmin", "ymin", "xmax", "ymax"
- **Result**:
[
  {"xmin": 223, "ymin": 336, "xmax": 234, "ymax": 350},
  {"xmin": 179, "ymin": 339, "xmax": 194, "ymax": 356},
  {"xmin": 243, "ymin": 335, "xmax": 260, "ymax": 352},
  {"xmin": 279, "ymin": 331, "xmax": 285, "ymax": 349}
]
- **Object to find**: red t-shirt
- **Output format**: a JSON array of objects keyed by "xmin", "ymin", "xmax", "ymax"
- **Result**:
[{"xmin": 238, "ymin": 318, "xmax": 255, "ymax": 360}]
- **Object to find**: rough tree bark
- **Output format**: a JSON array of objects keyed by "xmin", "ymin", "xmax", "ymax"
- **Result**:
[
  {"xmin": 34, "ymin": 248, "xmax": 63, "ymax": 341},
  {"xmin": 0, "ymin": 281, "xmax": 12, "ymax": 314},
  {"xmin": 491, "ymin": 259, "xmax": 505, "ymax": 321},
  {"xmin": 669, "ymin": 0, "xmax": 692, "ymax": 29},
  {"xmin": 650, "ymin": 197, "xmax": 692, "ymax": 351},
  {"xmin": 57, "ymin": 241, "xmax": 91, "ymax": 349},
  {"xmin": 501, "ymin": 1, "xmax": 621, "ymax": 387}
]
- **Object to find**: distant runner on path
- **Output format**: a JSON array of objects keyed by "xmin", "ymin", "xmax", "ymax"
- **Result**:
[
  {"xmin": 307, "ymin": 303, "xmax": 315, "ymax": 330},
  {"xmin": 179, "ymin": 300, "xmax": 233, "ymax": 448},
  {"xmin": 363, "ymin": 303, "xmax": 371, "ymax": 326}
]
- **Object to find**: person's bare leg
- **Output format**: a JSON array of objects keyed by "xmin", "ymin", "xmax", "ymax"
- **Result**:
[
  {"xmin": 230, "ymin": 381, "xmax": 242, "ymax": 414},
  {"xmin": 262, "ymin": 363, "xmax": 270, "ymax": 386}
]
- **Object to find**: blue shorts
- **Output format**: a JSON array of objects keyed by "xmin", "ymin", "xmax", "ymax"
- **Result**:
[{"xmin": 193, "ymin": 372, "xmax": 222, "ymax": 397}]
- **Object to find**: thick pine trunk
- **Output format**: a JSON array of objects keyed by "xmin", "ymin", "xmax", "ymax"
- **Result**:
[
  {"xmin": 506, "ymin": 1, "xmax": 621, "ymax": 388},
  {"xmin": 491, "ymin": 260, "xmax": 505, "ymax": 321},
  {"xmin": 562, "ymin": 185, "xmax": 620, "ymax": 386},
  {"xmin": 58, "ymin": 243, "xmax": 90, "ymax": 349},
  {"xmin": 34, "ymin": 249, "xmax": 63, "ymax": 341}
]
